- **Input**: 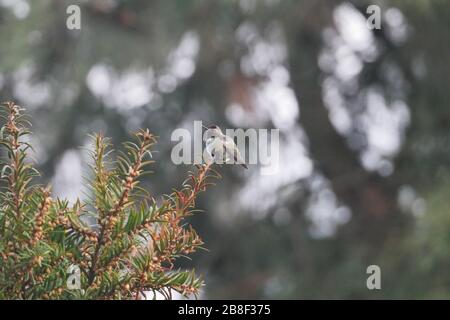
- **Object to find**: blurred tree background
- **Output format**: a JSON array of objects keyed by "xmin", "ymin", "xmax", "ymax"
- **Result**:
[{"xmin": 0, "ymin": 0, "xmax": 449, "ymax": 299}]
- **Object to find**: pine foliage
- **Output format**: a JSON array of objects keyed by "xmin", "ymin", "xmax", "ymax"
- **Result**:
[{"xmin": 0, "ymin": 101, "xmax": 218, "ymax": 299}]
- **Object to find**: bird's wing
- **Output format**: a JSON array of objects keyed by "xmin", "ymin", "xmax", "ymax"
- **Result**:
[
  {"xmin": 223, "ymin": 138, "xmax": 247, "ymax": 168},
  {"xmin": 222, "ymin": 138, "xmax": 236, "ymax": 161},
  {"xmin": 206, "ymin": 137, "xmax": 226, "ymax": 163}
]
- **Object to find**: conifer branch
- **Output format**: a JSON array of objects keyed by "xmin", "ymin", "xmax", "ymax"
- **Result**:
[{"xmin": 0, "ymin": 102, "xmax": 218, "ymax": 300}]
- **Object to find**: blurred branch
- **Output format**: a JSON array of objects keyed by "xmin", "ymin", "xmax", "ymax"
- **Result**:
[{"xmin": 285, "ymin": 4, "xmax": 403, "ymax": 241}]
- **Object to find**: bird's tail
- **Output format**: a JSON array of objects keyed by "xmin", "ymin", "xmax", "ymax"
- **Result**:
[{"xmin": 232, "ymin": 151, "xmax": 248, "ymax": 169}]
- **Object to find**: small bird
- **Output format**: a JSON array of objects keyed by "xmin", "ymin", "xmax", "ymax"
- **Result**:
[{"xmin": 203, "ymin": 124, "xmax": 248, "ymax": 169}]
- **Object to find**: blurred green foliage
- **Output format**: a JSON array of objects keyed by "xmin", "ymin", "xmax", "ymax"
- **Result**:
[{"xmin": 0, "ymin": 0, "xmax": 449, "ymax": 298}]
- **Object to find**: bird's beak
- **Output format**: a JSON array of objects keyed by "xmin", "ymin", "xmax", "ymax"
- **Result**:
[{"xmin": 202, "ymin": 125, "xmax": 209, "ymax": 130}]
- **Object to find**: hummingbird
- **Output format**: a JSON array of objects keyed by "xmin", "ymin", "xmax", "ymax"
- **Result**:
[{"xmin": 203, "ymin": 124, "xmax": 248, "ymax": 169}]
